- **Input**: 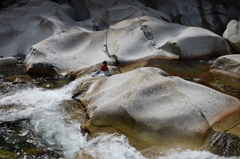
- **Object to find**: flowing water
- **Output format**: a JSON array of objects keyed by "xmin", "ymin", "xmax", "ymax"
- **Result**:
[{"xmin": 0, "ymin": 61, "xmax": 239, "ymax": 159}]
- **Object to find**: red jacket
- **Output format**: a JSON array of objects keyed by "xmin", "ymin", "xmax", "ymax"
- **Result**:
[{"xmin": 100, "ymin": 64, "xmax": 108, "ymax": 71}]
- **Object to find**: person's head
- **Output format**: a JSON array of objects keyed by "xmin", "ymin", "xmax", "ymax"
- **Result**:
[{"xmin": 103, "ymin": 61, "xmax": 107, "ymax": 65}]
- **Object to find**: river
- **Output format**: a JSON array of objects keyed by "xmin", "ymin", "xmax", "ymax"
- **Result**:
[{"xmin": 0, "ymin": 61, "xmax": 239, "ymax": 159}]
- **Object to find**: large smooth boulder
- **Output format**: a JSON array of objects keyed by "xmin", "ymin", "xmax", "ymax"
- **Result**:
[
  {"xmin": 107, "ymin": 16, "xmax": 231, "ymax": 62},
  {"xmin": 78, "ymin": 67, "xmax": 240, "ymax": 150},
  {"xmin": 210, "ymin": 55, "xmax": 240, "ymax": 79},
  {"xmin": 24, "ymin": 28, "xmax": 110, "ymax": 75},
  {"xmin": 24, "ymin": 15, "xmax": 231, "ymax": 75},
  {"xmin": 223, "ymin": 20, "xmax": 240, "ymax": 53}
]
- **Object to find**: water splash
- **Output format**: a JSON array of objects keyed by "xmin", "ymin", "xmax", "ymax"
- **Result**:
[
  {"xmin": 0, "ymin": 75, "xmax": 147, "ymax": 158},
  {"xmin": 0, "ymin": 76, "xmax": 90, "ymax": 158},
  {"xmin": 76, "ymin": 133, "xmax": 147, "ymax": 159}
]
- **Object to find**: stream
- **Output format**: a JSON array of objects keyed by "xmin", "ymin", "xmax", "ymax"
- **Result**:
[{"xmin": 0, "ymin": 60, "xmax": 239, "ymax": 159}]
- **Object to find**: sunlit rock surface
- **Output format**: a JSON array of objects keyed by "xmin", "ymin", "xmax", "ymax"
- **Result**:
[
  {"xmin": 107, "ymin": 16, "xmax": 231, "ymax": 62},
  {"xmin": 0, "ymin": 0, "xmax": 236, "ymax": 75},
  {"xmin": 78, "ymin": 67, "xmax": 240, "ymax": 150},
  {"xmin": 24, "ymin": 15, "xmax": 231, "ymax": 75},
  {"xmin": 24, "ymin": 28, "xmax": 109, "ymax": 75},
  {"xmin": 223, "ymin": 20, "xmax": 240, "ymax": 53},
  {"xmin": 210, "ymin": 55, "xmax": 240, "ymax": 79}
]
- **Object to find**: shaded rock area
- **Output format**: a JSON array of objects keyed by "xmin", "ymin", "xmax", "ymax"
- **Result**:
[
  {"xmin": 210, "ymin": 55, "xmax": 240, "ymax": 79},
  {"xmin": 51, "ymin": 0, "xmax": 90, "ymax": 21},
  {"xmin": 141, "ymin": 0, "xmax": 240, "ymax": 35},
  {"xmin": 73, "ymin": 67, "xmax": 240, "ymax": 151},
  {"xmin": 0, "ymin": 0, "xmax": 16, "ymax": 9},
  {"xmin": 51, "ymin": 0, "xmax": 240, "ymax": 35}
]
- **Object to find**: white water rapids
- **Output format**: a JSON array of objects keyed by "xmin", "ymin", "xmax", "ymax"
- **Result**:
[{"xmin": 0, "ymin": 76, "xmax": 238, "ymax": 159}]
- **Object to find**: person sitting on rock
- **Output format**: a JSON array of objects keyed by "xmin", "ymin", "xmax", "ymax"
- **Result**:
[{"xmin": 93, "ymin": 61, "xmax": 110, "ymax": 77}]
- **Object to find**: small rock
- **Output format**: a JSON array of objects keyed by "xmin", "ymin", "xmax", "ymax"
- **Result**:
[{"xmin": 12, "ymin": 78, "xmax": 27, "ymax": 84}]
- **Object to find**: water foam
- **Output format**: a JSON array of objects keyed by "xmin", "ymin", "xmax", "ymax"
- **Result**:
[
  {"xmin": 0, "ymin": 77, "xmax": 88, "ymax": 157},
  {"xmin": 0, "ymin": 76, "xmax": 145, "ymax": 158},
  {"xmin": 77, "ymin": 133, "xmax": 147, "ymax": 159}
]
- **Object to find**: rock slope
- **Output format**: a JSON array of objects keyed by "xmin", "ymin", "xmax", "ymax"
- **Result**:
[{"xmin": 75, "ymin": 67, "xmax": 240, "ymax": 150}]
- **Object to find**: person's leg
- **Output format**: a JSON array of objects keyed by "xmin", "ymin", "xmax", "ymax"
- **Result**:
[
  {"xmin": 103, "ymin": 71, "xmax": 110, "ymax": 76},
  {"xmin": 92, "ymin": 70, "xmax": 101, "ymax": 77}
]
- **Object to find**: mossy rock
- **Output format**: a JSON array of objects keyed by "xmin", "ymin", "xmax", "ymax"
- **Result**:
[{"xmin": 0, "ymin": 149, "xmax": 17, "ymax": 159}]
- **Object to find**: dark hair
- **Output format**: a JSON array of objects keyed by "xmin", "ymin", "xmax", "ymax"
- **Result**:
[{"xmin": 103, "ymin": 61, "xmax": 107, "ymax": 64}]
